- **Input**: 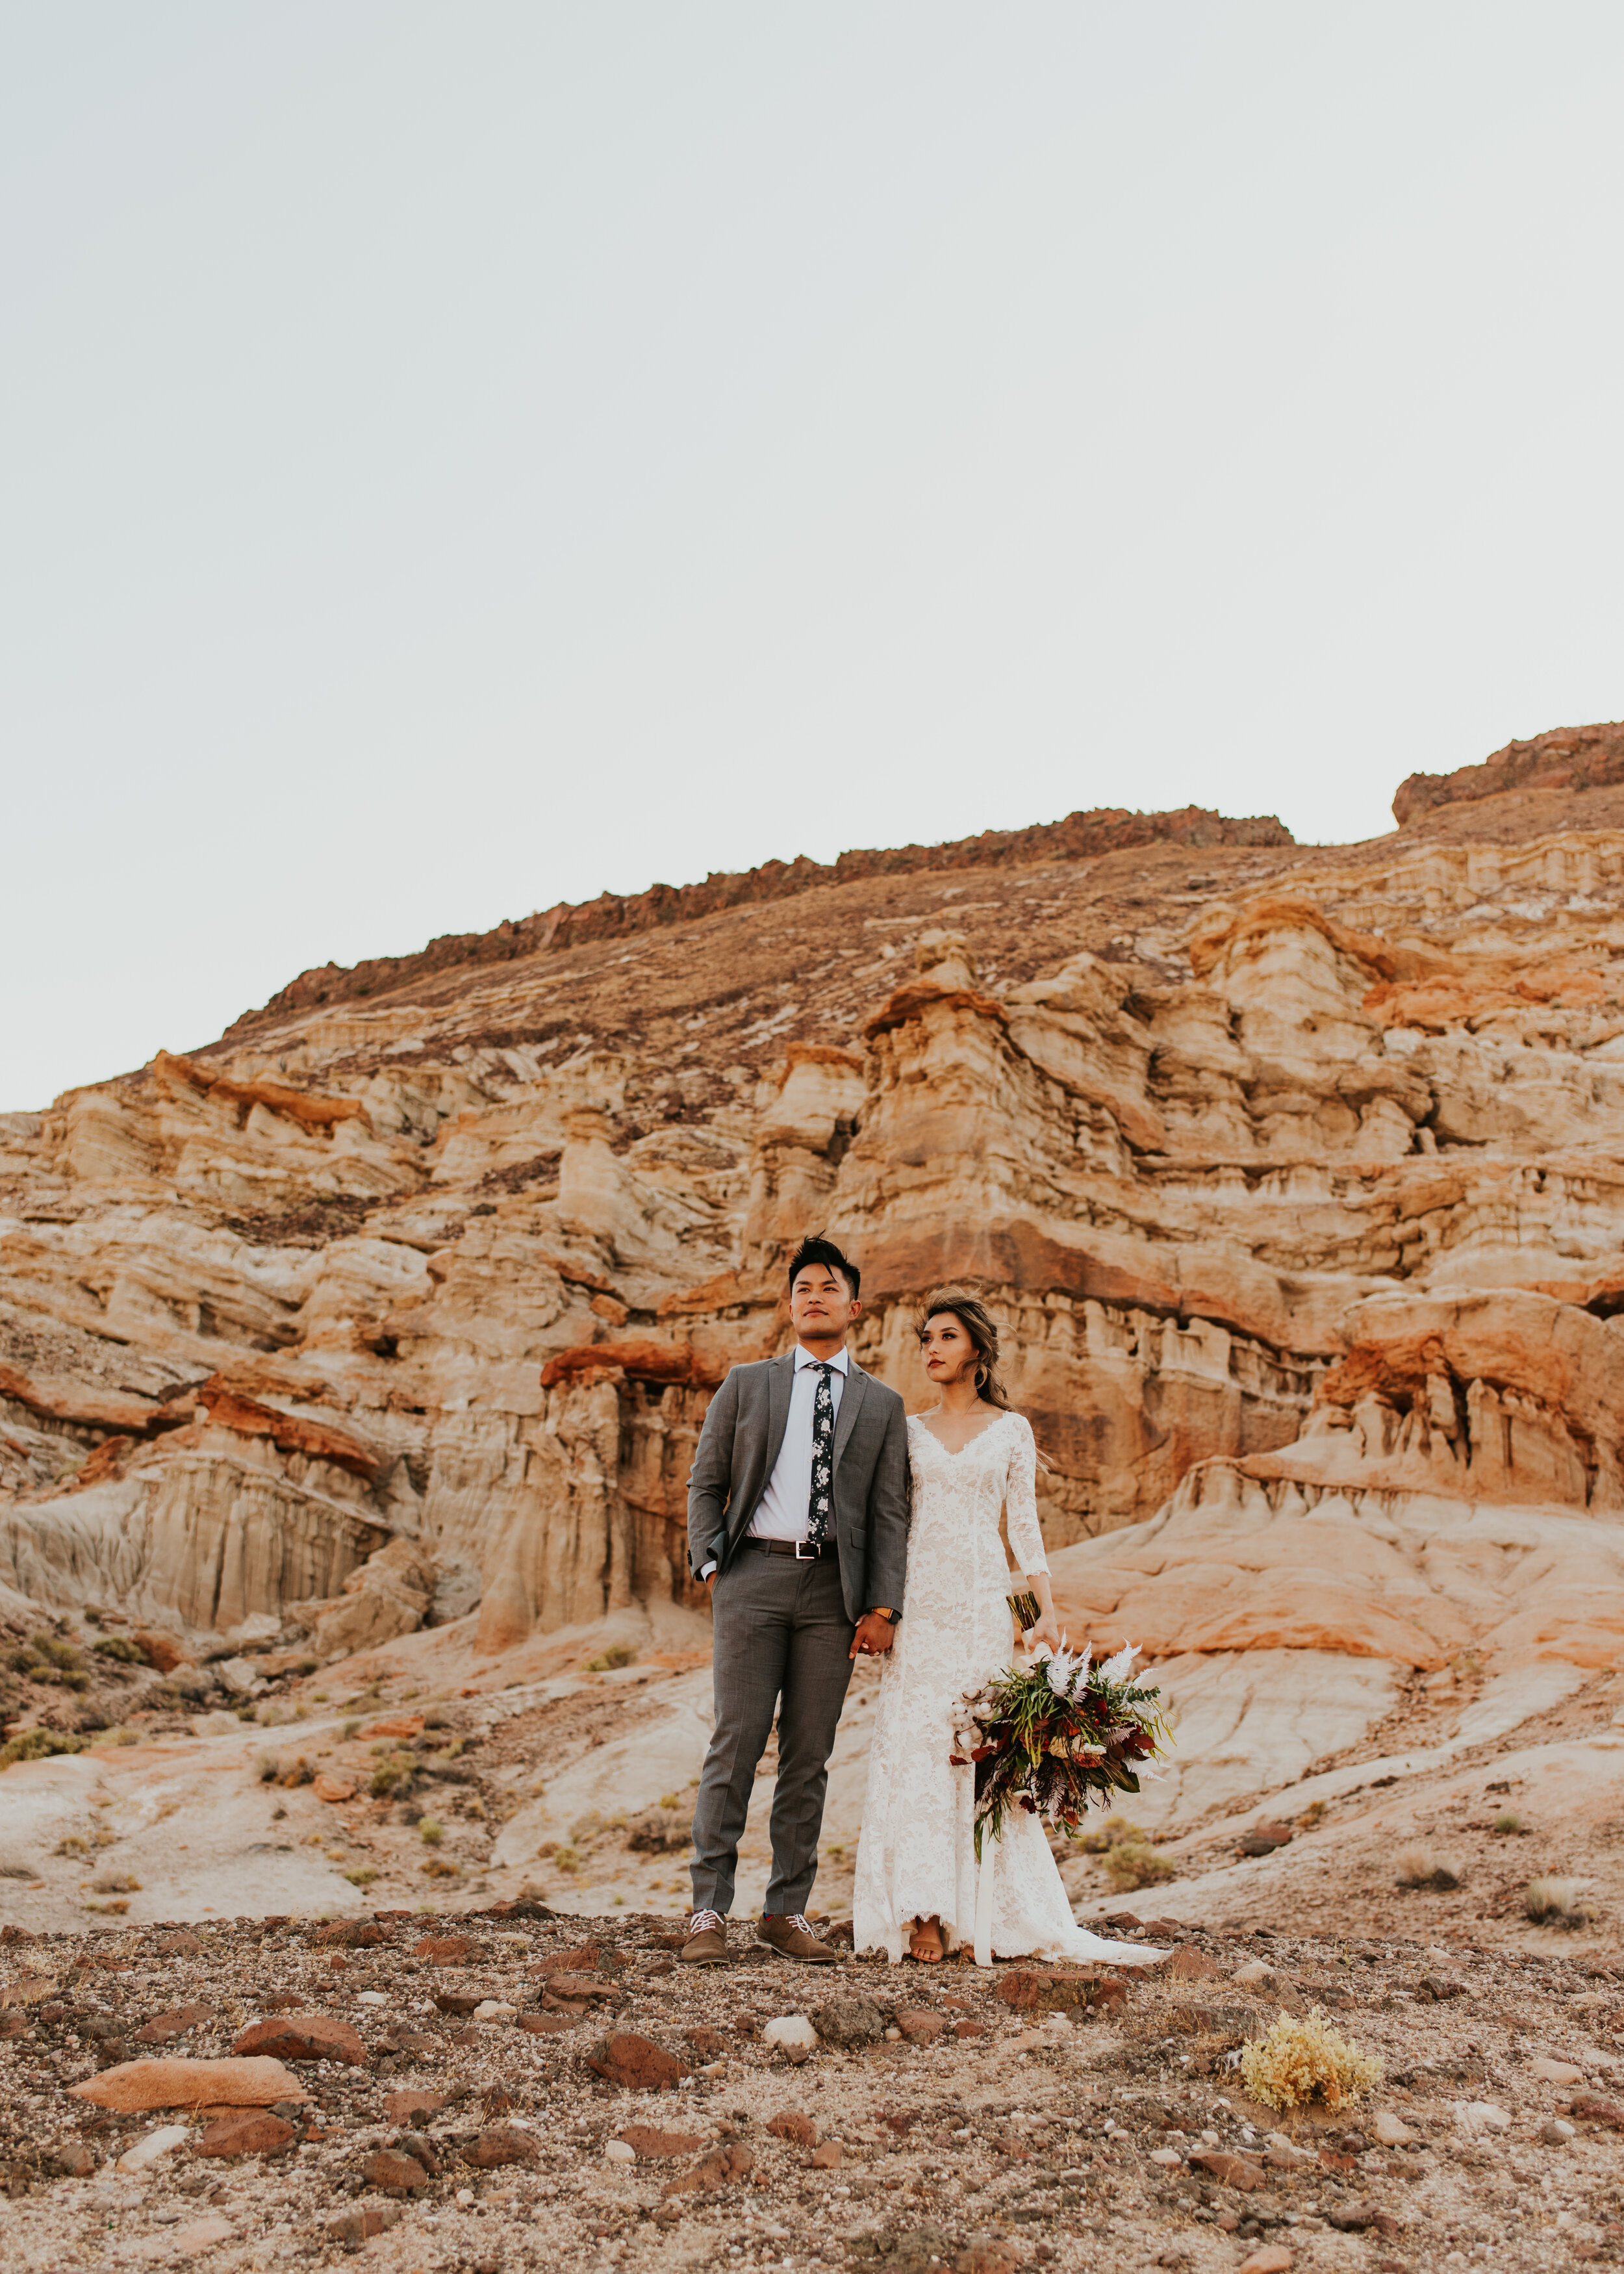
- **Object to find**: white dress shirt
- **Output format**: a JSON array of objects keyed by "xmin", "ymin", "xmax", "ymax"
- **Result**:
[{"xmin": 699, "ymin": 1344, "xmax": 848, "ymax": 1579}]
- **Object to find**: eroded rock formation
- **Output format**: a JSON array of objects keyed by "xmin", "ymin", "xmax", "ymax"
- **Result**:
[{"xmin": 7, "ymin": 746, "xmax": 1624, "ymax": 1816}]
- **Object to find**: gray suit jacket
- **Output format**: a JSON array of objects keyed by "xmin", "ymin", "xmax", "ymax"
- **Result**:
[{"xmin": 687, "ymin": 1352, "xmax": 910, "ymax": 1623}]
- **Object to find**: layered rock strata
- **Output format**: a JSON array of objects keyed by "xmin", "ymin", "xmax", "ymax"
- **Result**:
[{"xmin": 8, "ymin": 747, "xmax": 1624, "ymax": 1830}]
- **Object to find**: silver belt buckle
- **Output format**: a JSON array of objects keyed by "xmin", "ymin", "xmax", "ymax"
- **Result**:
[{"xmin": 794, "ymin": 1539, "xmax": 818, "ymax": 1559}]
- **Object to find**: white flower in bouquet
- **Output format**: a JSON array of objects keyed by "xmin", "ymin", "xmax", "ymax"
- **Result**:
[
  {"xmin": 1098, "ymin": 1640, "xmax": 1141, "ymax": 1684},
  {"xmin": 1040, "ymin": 1643, "xmax": 1085, "ymax": 1699}
]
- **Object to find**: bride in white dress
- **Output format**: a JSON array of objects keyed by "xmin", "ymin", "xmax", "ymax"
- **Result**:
[{"xmin": 852, "ymin": 1288, "xmax": 1165, "ymax": 1968}]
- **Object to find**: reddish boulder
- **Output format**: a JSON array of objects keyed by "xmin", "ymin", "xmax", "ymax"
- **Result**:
[
  {"xmin": 896, "ymin": 2010, "xmax": 947, "ymax": 2043},
  {"xmin": 412, "ymin": 1935, "xmax": 474, "ymax": 1963},
  {"xmin": 994, "ymin": 1969, "xmax": 1124, "ymax": 2016},
  {"xmin": 134, "ymin": 2004, "xmax": 214, "ymax": 2045},
  {"xmin": 767, "ymin": 2111, "xmax": 818, "ymax": 2147},
  {"xmin": 461, "ymin": 2125, "xmax": 539, "ymax": 2169},
  {"xmin": 196, "ymin": 2112, "xmax": 297, "ymax": 2158},
  {"xmin": 232, "ymin": 2015, "xmax": 368, "ymax": 2067},
  {"xmin": 324, "ymin": 2206, "xmax": 403, "ymax": 2247},
  {"xmin": 383, "ymin": 2091, "xmax": 446, "ymax": 2125},
  {"xmin": 616, "ymin": 2125, "xmax": 704, "ymax": 2160},
  {"xmin": 586, "ymin": 2032, "xmax": 691, "ymax": 2091},
  {"xmin": 1165, "ymin": 1947, "xmax": 1222, "ymax": 1982},
  {"xmin": 1189, "ymin": 2148, "xmax": 1268, "ymax": 2192},
  {"xmin": 311, "ymin": 1921, "xmax": 392, "ymax": 1949},
  {"xmin": 362, "ymin": 2149, "xmax": 433, "ymax": 2195}
]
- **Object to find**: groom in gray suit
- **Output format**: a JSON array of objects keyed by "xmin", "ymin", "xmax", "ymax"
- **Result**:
[{"xmin": 683, "ymin": 1235, "xmax": 909, "ymax": 1965}]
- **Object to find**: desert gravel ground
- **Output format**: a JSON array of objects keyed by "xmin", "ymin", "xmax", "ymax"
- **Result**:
[{"xmin": 5, "ymin": 1898, "xmax": 1624, "ymax": 2274}]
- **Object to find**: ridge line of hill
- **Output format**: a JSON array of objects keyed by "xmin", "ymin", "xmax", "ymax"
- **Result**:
[{"xmin": 223, "ymin": 801, "xmax": 1292, "ymax": 1037}]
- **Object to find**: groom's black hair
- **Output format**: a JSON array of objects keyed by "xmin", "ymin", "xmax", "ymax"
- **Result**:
[{"xmin": 787, "ymin": 1234, "xmax": 860, "ymax": 1301}]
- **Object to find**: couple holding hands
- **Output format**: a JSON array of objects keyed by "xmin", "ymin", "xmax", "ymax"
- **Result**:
[{"xmin": 682, "ymin": 1235, "xmax": 1159, "ymax": 1972}]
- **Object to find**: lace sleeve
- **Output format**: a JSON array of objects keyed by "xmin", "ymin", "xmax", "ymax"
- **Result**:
[{"xmin": 1004, "ymin": 1414, "xmax": 1048, "ymax": 1576}]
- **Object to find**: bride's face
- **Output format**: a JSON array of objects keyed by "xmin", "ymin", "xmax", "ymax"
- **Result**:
[{"xmin": 919, "ymin": 1311, "xmax": 978, "ymax": 1386}]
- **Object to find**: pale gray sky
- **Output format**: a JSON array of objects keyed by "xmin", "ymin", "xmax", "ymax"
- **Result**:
[{"xmin": 5, "ymin": 3, "xmax": 1623, "ymax": 1110}]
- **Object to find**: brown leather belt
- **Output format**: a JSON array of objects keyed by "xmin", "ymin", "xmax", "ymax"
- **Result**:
[{"xmin": 742, "ymin": 1537, "xmax": 830, "ymax": 1559}]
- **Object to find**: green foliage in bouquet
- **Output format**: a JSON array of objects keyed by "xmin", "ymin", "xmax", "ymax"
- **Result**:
[{"xmin": 950, "ymin": 1635, "xmax": 1173, "ymax": 1857}]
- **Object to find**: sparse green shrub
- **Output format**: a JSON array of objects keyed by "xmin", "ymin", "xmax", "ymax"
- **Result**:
[
  {"xmin": 418, "ymin": 1818, "xmax": 444, "ymax": 1846},
  {"xmin": 256, "ymin": 1754, "xmax": 280, "ymax": 1783},
  {"xmin": 92, "ymin": 1872, "xmax": 141, "ymax": 1894},
  {"xmin": 583, "ymin": 1645, "xmax": 634, "ymax": 1672},
  {"xmin": 1078, "ymin": 1813, "xmax": 1143, "ymax": 1856},
  {"xmin": 1103, "ymin": 1839, "xmax": 1176, "ymax": 1892},
  {"xmin": 31, "ymin": 1633, "xmax": 83, "ymax": 1670},
  {"xmin": 1239, "ymin": 2010, "xmax": 1383, "ymax": 2112},
  {"xmin": 1493, "ymin": 1811, "xmax": 1525, "ymax": 1835},
  {"xmin": 344, "ymin": 1865, "xmax": 377, "ymax": 1887},
  {"xmin": 1, "ymin": 1727, "xmax": 85, "ymax": 1770},
  {"xmin": 93, "ymin": 1637, "xmax": 145, "ymax": 1665}
]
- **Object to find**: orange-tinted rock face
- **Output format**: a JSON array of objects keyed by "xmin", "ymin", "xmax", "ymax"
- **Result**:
[{"xmin": 8, "ymin": 747, "xmax": 1624, "ymax": 1747}]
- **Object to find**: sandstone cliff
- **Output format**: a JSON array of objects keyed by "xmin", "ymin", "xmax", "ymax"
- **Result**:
[{"xmin": 8, "ymin": 750, "xmax": 1624, "ymax": 1872}]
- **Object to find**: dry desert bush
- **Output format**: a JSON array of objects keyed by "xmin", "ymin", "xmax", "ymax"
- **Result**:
[
  {"xmin": 1525, "ymin": 1876, "xmax": 1594, "ymax": 1927},
  {"xmin": 1239, "ymin": 2008, "xmax": 1384, "ymax": 2114},
  {"xmin": 1395, "ymin": 1843, "xmax": 1462, "ymax": 1891}
]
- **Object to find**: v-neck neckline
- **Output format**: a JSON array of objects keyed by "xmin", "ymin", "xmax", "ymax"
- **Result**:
[{"xmin": 914, "ymin": 1411, "xmax": 1008, "ymax": 1460}]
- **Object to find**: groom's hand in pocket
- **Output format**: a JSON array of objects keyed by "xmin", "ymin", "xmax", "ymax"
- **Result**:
[{"xmin": 850, "ymin": 1612, "xmax": 896, "ymax": 1661}]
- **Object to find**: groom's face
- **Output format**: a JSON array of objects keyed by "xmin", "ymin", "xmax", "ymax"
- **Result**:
[{"xmin": 789, "ymin": 1264, "xmax": 861, "ymax": 1346}]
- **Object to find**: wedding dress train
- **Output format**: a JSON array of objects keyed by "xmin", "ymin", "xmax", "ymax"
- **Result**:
[{"xmin": 852, "ymin": 1410, "xmax": 1164, "ymax": 1967}]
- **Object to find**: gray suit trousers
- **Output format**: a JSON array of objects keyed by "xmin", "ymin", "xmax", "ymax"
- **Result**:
[{"xmin": 689, "ymin": 1551, "xmax": 855, "ymax": 1917}]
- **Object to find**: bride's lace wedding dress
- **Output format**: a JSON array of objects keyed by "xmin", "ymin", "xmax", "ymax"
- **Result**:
[{"xmin": 852, "ymin": 1410, "xmax": 1163, "ymax": 1967}]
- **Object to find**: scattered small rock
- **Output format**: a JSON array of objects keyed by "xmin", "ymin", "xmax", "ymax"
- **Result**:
[
  {"xmin": 232, "ymin": 2014, "xmax": 368, "ymax": 2066},
  {"xmin": 615, "ymin": 2125, "xmax": 703, "ymax": 2160},
  {"xmin": 134, "ymin": 2002, "xmax": 215, "ymax": 2045},
  {"xmin": 1165, "ymin": 1946, "xmax": 1222, "ymax": 1982},
  {"xmin": 1571, "ymin": 2097, "xmax": 1624, "ymax": 2130},
  {"xmin": 413, "ymin": 1935, "xmax": 475, "ymax": 1962},
  {"xmin": 585, "ymin": 2032, "xmax": 691, "ymax": 2091},
  {"xmin": 116, "ymin": 2123, "xmax": 190, "ymax": 2173},
  {"xmin": 767, "ymin": 2110, "xmax": 818, "ymax": 2146},
  {"xmin": 196, "ymin": 2110, "xmax": 297, "ymax": 2158},
  {"xmin": 325, "ymin": 2204, "xmax": 404, "ymax": 2247},
  {"xmin": 661, "ymin": 2142, "xmax": 754, "ymax": 2197},
  {"xmin": 461, "ymin": 2125, "xmax": 540, "ymax": 2169}
]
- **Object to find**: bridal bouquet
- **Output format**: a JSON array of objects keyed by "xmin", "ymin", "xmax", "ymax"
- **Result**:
[{"xmin": 948, "ymin": 1627, "xmax": 1173, "ymax": 1855}]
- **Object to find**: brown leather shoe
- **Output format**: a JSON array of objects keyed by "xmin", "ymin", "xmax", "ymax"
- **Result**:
[
  {"xmin": 680, "ymin": 1909, "xmax": 728, "ymax": 1965},
  {"xmin": 756, "ymin": 1911, "xmax": 841, "ymax": 1964}
]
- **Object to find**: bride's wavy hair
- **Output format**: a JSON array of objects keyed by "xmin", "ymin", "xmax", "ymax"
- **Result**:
[{"xmin": 915, "ymin": 1286, "xmax": 1014, "ymax": 1410}]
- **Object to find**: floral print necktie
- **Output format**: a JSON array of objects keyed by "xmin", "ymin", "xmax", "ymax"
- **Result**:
[{"xmin": 807, "ymin": 1363, "xmax": 834, "ymax": 1546}]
